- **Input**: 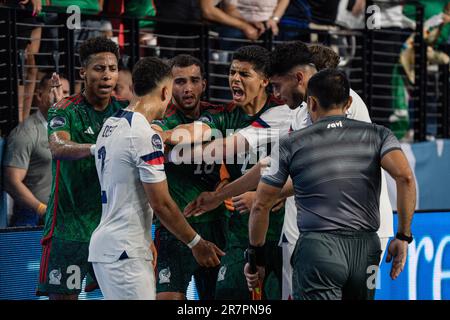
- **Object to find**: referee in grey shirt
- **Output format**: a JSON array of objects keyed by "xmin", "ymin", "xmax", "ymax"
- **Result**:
[{"xmin": 244, "ymin": 69, "xmax": 416, "ymax": 300}]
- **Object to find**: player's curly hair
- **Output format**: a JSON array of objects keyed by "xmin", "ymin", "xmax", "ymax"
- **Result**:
[
  {"xmin": 79, "ymin": 37, "xmax": 120, "ymax": 67},
  {"xmin": 269, "ymin": 41, "xmax": 313, "ymax": 77},
  {"xmin": 232, "ymin": 45, "xmax": 271, "ymax": 77},
  {"xmin": 308, "ymin": 44, "xmax": 341, "ymax": 71},
  {"xmin": 132, "ymin": 57, "xmax": 172, "ymax": 97}
]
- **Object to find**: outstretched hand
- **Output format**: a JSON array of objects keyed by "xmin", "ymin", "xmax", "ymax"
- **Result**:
[
  {"xmin": 50, "ymin": 73, "xmax": 64, "ymax": 104},
  {"xmin": 184, "ymin": 191, "xmax": 221, "ymax": 218}
]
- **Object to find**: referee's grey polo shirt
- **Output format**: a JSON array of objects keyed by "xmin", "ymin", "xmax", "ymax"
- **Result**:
[{"xmin": 262, "ymin": 115, "xmax": 401, "ymax": 233}]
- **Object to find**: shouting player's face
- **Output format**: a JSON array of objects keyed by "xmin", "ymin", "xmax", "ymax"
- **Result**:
[
  {"xmin": 81, "ymin": 52, "xmax": 119, "ymax": 101},
  {"xmin": 229, "ymin": 60, "xmax": 268, "ymax": 107},
  {"xmin": 171, "ymin": 65, "xmax": 205, "ymax": 112}
]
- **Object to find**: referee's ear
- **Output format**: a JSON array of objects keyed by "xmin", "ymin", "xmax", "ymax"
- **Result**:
[{"xmin": 343, "ymin": 96, "xmax": 353, "ymax": 113}]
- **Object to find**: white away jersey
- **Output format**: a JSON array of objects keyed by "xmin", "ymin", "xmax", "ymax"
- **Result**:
[{"xmin": 89, "ymin": 110, "xmax": 166, "ymax": 263}]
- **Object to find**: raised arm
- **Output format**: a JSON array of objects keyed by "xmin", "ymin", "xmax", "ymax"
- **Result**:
[{"xmin": 199, "ymin": 0, "xmax": 260, "ymax": 40}]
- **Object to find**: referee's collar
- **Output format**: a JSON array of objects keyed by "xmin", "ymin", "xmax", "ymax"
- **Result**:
[{"xmin": 316, "ymin": 114, "xmax": 347, "ymax": 123}]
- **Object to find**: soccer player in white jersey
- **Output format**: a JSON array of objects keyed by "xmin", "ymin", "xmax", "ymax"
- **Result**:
[
  {"xmin": 88, "ymin": 57, "xmax": 224, "ymax": 300},
  {"xmin": 185, "ymin": 42, "xmax": 394, "ymax": 300}
]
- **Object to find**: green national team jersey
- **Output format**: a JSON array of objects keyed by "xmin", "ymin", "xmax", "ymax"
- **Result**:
[
  {"xmin": 200, "ymin": 95, "xmax": 285, "ymax": 242},
  {"xmin": 42, "ymin": 94, "xmax": 128, "ymax": 244},
  {"xmin": 153, "ymin": 101, "xmax": 226, "ymax": 225}
]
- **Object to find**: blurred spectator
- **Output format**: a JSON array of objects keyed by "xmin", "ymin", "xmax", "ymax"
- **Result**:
[
  {"xmin": 123, "ymin": 0, "xmax": 157, "ymax": 56},
  {"xmin": 3, "ymin": 73, "xmax": 70, "ymax": 227},
  {"xmin": 230, "ymin": 0, "xmax": 290, "ymax": 37},
  {"xmin": 199, "ymin": 0, "xmax": 261, "ymax": 40},
  {"xmin": 391, "ymin": 2, "xmax": 450, "ymax": 140},
  {"xmin": 5, "ymin": 0, "xmax": 43, "ymax": 122},
  {"xmin": 46, "ymin": 1, "xmax": 110, "ymax": 92},
  {"xmin": 277, "ymin": 0, "xmax": 311, "ymax": 42},
  {"xmin": 113, "ymin": 68, "xmax": 133, "ymax": 101},
  {"xmin": 154, "ymin": 0, "xmax": 203, "ymax": 58}
]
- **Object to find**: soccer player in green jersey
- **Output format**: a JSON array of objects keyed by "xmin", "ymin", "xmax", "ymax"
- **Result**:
[
  {"xmin": 152, "ymin": 54, "xmax": 227, "ymax": 300},
  {"xmin": 37, "ymin": 37, "xmax": 128, "ymax": 300},
  {"xmin": 161, "ymin": 46, "xmax": 285, "ymax": 300}
]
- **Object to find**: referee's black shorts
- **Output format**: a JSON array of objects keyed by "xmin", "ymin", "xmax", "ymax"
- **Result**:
[{"xmin": 292, "ymin": 230, "xmax": 382, "ymax": 300}]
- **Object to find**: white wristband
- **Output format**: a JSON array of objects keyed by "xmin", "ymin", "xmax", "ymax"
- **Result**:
[
  {"xmin": 187, "ymin": 233, "xmax": 201, "ymax": 249},
  {"xmin": 90, "ymin": 144, "xmax": 96, "ymax": 156}
]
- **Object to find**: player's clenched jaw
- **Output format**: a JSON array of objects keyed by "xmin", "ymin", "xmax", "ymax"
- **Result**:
[
  {"xmin": 80, "ymin": 52, "xmax": 119, "ymax": 103},
  {"xmin": 229, "ymin": 60, "xmax": 268, "ymax": 108}
]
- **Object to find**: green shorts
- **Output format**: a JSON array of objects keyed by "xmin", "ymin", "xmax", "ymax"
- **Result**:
[
  {"xmin": 36, "ymin": 237, "xmax": 97, "ymax": 296},
  {"xmin": 215, "ymin": 239, "xmax": 282, "ymax": 300},
  {"xmin": 292, "ymin": 231, "xmax": 382, "ymax": 300},
  {"xmin": 155, "ymin": 218, "xmax": 227, "ymax": 299}
]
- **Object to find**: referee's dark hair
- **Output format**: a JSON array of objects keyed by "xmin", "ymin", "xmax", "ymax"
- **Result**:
[
  {"xmin": 169, "ymin": 54, "xmax": 205, "ymax": 78},
  {"xmin": 269, "ymin": 41, "xmax": 313, "ymax": 77},
  {"xmin": 307, "ymin": 69, "xmax": 350, "ymax": 110},
  {"xmin": 132, "ymin": 57, "xmax": 172, "ymax": 97},
  {"xmin": 232, "ymin": 45, "xmax": 271, "ymax": 77},
  {"xmin": 79, "ymin": 37, "xmax": 120, "ymax": 67}
]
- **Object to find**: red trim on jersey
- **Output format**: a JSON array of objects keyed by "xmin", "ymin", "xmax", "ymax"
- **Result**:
[
  {"xmin": 41, "ymin": 160, "xmax": 61, "ymax": 245},
  {"xmin": 164, "ymin": 102, "xmax": 177, "ymax": 118},
  {"xmin": 39, "ymin": 244, "xmax": 48, "ymax": 283},
  {"xmin": 56, "ymin": 93, "xmax": 82, "ymax": 110},
  {"xmin": 42, "ymin": 240, "xmax": 53, "ymax": 283},
  {"xmin": 146, "ymin": 156, "xmax": 164, "ymax": 165}
]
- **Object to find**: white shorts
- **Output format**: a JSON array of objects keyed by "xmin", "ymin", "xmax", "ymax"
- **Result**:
[
  {"xmin": 281, "ymin": 236, "xmax": 391, "ymax": 300},
  {"xmin": 93, "ymin": 258, "xmax": 155, "ymax": 300}
]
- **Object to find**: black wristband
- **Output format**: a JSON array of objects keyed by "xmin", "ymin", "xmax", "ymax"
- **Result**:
[
  {"xmin": 247, "ymin": 244, "xmax": 265, "ymax": 266},
  {"xmin": 396, "ymin": 232, "xmax": 413, "ymax": 244}
]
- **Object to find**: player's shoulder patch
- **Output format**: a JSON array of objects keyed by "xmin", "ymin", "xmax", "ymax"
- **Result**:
[
  {"xmin": 197, "ymin": 113, "xmax": 214, "ymax": 124},
  {"xmin": 49, "ymin": 115, "xmax": 68, "ymax": 130},
  {"xmin": 52, "ymin": 93, "xmax": 83, "ymax": 110},
  {"xmin": 151, "ymin": 133, "xmax": 163, "ymax": 150}
]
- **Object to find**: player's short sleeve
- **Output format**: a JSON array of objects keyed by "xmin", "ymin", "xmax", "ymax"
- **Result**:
[
  {"xmin": 48, "ymin": 105, "xmax": 71, "ymax": 136},
  {"xmin": 260, "ymin": 135, "xmax": 291, "ymax": 188},
  {"xmin": 133, "ymin": 118, "xmax": 167, "ymax": 184},
  {"xmin": 379, "ymin": 126, "xmax": 402, "ymax": 158},
  {"xmin": 3, "ymin": 125, "xmax": 33, "ymax": 169}
]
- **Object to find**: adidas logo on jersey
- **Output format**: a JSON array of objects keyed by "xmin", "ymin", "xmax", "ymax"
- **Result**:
[
  {"xmin": 84, "ymin": 126, "xmax": 95, "ymax": 135},
  {"xmin": 327, "ymin": 121, "xmax": 343, "ymax": 129}
]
